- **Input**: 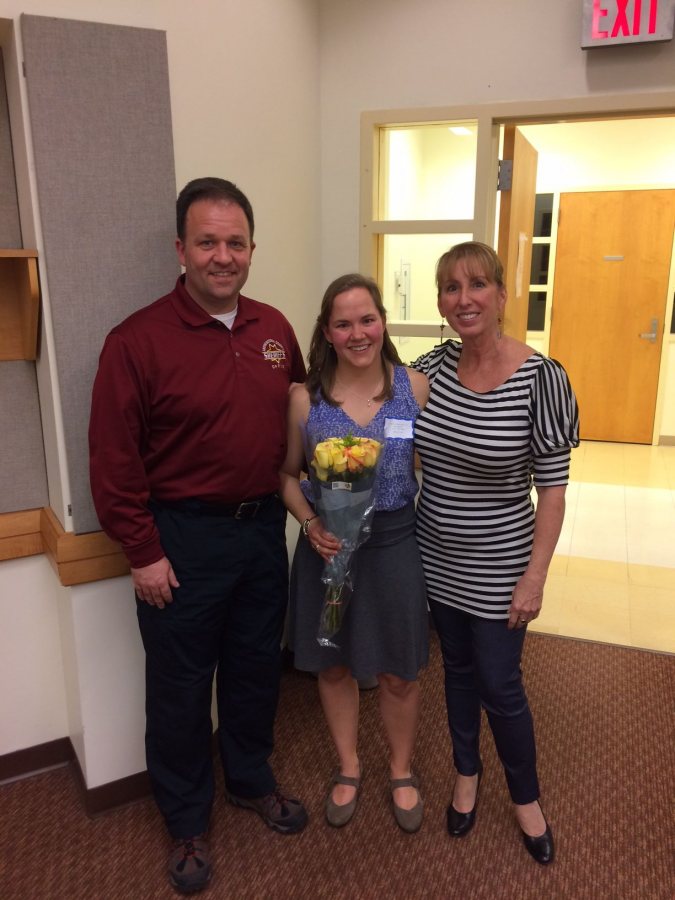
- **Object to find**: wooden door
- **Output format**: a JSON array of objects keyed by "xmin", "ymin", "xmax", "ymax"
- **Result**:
[
  {"xmin": 550, "ymin": 190, "xmax": 675, "ymax": 444},
  {"xmin": 498, "ymin": 127, "xmax": 538, "ymax": 341}
]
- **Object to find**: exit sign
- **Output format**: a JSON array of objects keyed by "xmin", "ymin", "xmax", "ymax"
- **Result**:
[{"xmin": 582, "ymin": 0, "xmax": 675, "ymax": 47}]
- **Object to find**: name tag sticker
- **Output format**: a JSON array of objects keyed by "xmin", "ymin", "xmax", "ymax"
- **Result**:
[{"xmin": 384, "ymin": 417, "xmax": 414, "ymax": 439}]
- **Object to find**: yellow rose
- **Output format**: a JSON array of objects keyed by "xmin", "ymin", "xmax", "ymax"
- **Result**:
[
  {"xmin": 347, "ymin": 456, "xmax": 362, "ymax": 473},
  {"xmin": 331, "ymin": 447, "xmax": 347, "ymax": 466},
  {"xmin": 315, "ymin": 447, "xmax": 332, "ymax": 469}
]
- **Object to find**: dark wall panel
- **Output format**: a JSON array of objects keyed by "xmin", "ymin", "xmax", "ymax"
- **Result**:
[
  {"xmin": 21, "ymin": 15, "xmax": 178, "ymax": 534},
  {"xmin": 0, "ymin": 361, "xmax": 48, "ymax": 513},
  {"xmin": 0, "ymin": 49, "xmax": 22, "ymax": 248}
]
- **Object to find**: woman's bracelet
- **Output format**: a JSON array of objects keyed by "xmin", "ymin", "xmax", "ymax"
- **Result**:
[{"xmin": 301, "ymin": 515, "xmax": 318, "ymax": 538}]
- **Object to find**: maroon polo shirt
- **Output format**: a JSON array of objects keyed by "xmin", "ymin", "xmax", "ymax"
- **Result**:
[{"xmin": 89, "ymin": 276, "xmax": 306, "ymax": 568}]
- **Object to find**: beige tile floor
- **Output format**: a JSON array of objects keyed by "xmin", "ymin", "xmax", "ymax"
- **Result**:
[{"xmin": 530, "ymin": 441, "xmax": 675, "ymax": 653}]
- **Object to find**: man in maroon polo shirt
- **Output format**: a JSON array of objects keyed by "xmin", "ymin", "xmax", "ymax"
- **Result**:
[{"xmin": 89, "ymin": 178, "xmax": 307, "ymax": 894}]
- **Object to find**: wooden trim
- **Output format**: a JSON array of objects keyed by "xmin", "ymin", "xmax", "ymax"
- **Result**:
[
  {"xmin": 0, "ymin": 248, "xmax": 38, "ymax": 258},
  {"xmin": 20, "ymin": 255, "xmax": 40, "ymax": 359},
  {"xmin": 0, "ymin": 508, "xmax": 42, "ymax": 562},
  {"xmin": 0, "ymin": 737, "xmax": 73, "ymax": 781},
  {"xmin": 0, "ymin": 252, "xmax": 40, "ymax": 360},
  {"xmin": 40, "ymin": 507, "xmax": 129, "ymax": 586},
  {"xmin": 69, "ymin": 755, "xmax": 151, "ymax": 817},
  {"xmin": 0, "ymin": 506, "xmax": 129, "ymax": 583},
  {"xmin": 0, "ymin": 738, "xmax": 151, "ymax": 815},
  {"xmin": 370, "ymin": 219, "xmax": 475, "ymax": 235}
]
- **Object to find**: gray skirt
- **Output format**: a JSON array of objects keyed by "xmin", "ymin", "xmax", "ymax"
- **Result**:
[{"xmin": 289, "ymin": 501, "xmax": 429, "ymax": 681}]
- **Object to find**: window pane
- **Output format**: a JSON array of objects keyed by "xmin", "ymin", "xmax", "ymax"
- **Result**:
[
  {"xmin": 381, "ymin": 233, "xmax": 473, "ymax": 324},
  {"xmin": 533, "ymin": 193, "xmax": 554, "ymax": 237},
  {"xmin": 380, "ymin": 123, "xmax": 477, "ymax": 220},
  {"xmin": 530, "ymin": 244, "xmax": 550, "ymax": 286},
  {"xmin": 527, "ymin": 290, "xmax": 547, "ymax": 332}
]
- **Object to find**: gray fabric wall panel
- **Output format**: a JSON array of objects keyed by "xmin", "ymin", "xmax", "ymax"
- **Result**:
[
  {"xmin": 0, "ymin": 50, "xmax": 22, "ymax": 248},
  {"xmin": 0, "ymin": 361, "xmax": 48, "ymax": 513},
  {"xmin": 21, "ymin": 15, "xmax": 178, "ymax": 534}
]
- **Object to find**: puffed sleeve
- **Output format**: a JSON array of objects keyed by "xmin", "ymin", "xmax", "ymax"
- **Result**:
[
  {"xmin": 411, "ymin": 340, "xmax": 451, "ymax": 384},
  {"xmin": 530, "ymin": 357, "xmax": 580, "ymax": 487}
]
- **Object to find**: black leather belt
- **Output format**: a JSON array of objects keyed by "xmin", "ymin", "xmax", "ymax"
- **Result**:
[{"xmin": 152, "ymin": 493, "xmax": 278, "ymax": 519}]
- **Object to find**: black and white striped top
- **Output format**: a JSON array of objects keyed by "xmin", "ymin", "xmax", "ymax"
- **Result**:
[{"xmin": 413, "ymin": 341, "xmax": 579, "ymax": 619}]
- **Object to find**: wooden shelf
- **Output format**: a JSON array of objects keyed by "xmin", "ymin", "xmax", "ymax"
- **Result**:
[{"xmin": 0, "ymin": 249, "xmax": 40, "ymax": 360}]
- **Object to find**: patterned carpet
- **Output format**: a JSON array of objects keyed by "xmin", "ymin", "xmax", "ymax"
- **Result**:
[{"xmin": 1, "ymin": 633, "xmax": 673, "ymax": 899}]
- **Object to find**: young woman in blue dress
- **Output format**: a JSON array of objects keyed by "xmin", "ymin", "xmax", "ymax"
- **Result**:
[{"xmin": 280, "ymin": 274, "xmax": 429, "ymax": 832}]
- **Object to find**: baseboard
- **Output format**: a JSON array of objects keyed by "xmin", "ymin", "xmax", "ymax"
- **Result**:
[
  {"xmin": 0, "ymin": 737, "xmax": 151, "ymax": 814},
  {"xmin": 69, "ymin": 754, "xmax": 151, "ymax": 816},
  {"xmin": 659, "ymin": 435, "xmax": 675, "ymax": 446},
  {"xmin": 0, "ymin": 736, "xmax": 73, "ymax": 781}
]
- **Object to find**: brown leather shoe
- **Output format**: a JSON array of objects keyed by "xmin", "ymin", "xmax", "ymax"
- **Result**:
[{"xmin": 227, "ymin": 787, "xmax": 308, "ymax": 834}]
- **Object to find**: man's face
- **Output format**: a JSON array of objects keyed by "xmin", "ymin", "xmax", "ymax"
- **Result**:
[{"xmin": 176, "ymin": 199, "xmax": 255, "ymax": 314}]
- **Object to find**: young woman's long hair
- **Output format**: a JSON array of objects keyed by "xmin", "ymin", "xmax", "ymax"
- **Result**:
[{"xmin": 306, "ymin": 273, "xmax": 402, "ymax": 406}]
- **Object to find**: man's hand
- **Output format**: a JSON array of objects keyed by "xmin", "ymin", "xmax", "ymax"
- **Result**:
[{"xmin": 131, "ymin": 557, "xmax": 179, "ymax": 609}]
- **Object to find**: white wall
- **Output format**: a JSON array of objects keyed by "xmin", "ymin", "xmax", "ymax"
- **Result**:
[
  {"xmin": 318, "ymin": 0, "xmax": 675, "ymax": 282},
  {"xmin": 4, "ymin": 0, "xmax": 321, "ymax": 348},
  {"xmin": 0, "ymin": 556, "xmax": 68, "ymax": 754},
  {"xmin": 3, "ymin": 0, "xmax": 675, "ymax": 782},
  {"xmin": 1, "ymin": 0, "xmax": 321, "ymax": 776}
]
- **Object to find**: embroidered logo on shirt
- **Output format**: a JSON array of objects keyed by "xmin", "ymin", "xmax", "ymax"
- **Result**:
[{"xmin": 262, "ymin": 339, "xmax": 287, "ymax": 369}]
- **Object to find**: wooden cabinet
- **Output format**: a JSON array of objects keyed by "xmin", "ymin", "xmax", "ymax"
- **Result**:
[{"xmin": 0, "ymin": 249, "xmax": 40, "ymax": 360}]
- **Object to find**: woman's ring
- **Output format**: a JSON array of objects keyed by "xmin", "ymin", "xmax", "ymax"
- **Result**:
[
  {"xmin": 519, "ymin": 617, "xmax": 527, "ymax": 623},
  {"xmin": 314, "ymin": 543, "xmax": 320, "ymax": 551}
]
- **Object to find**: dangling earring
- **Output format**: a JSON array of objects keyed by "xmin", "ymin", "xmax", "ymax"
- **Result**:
[
  {"xmin": 497, "ymin": 315, "xmax": 503, "ymax": 340},
  {"xmin": 439, "ymin": 318, "xmax": 446, "ymax": 342}
]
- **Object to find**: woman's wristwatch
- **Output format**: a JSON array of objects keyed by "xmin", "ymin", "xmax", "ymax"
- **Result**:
[{"xmin": 301, "ymin": 515, "xmax": 318, "ymax": 538}]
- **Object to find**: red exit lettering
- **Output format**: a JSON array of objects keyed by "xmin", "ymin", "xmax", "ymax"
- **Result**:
[{"xmin": 592, "ymin": 0, "xmax": 658, "ymax": 38}]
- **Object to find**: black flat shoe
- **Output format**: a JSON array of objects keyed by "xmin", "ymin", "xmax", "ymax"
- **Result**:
[
  {"xmin": 521, "ymin": 822, "xmax": 555, "ymax": 865},
  {"xmin": 446, "ymin": 762, "xmax": 483, "ymax": 837}
]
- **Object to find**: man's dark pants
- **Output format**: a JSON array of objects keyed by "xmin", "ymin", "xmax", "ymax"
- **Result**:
[{"xmin": 137, "ymin": 496, "xmax": 288, "ymax": 839}]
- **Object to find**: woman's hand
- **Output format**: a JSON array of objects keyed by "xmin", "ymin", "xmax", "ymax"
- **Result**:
[
  {"xmin": 508, "ymin": 484, "xmax": 566, "ymax": 629},
  {"xmin": 508, "ymin": 570, "xmax": 544, "ymax": 629},
  {"xmin": 305, "ymin": 516, "xmax": 341, "ymax": 562}
]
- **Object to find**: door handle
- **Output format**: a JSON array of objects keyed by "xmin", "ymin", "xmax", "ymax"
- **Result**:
[{"xmin": 638, "ymin": 318, "xmax": 658, "ymax": 343}]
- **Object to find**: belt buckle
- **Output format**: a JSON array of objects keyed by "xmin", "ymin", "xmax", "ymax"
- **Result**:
[{"xmin": 235, "ymin": 500, "xmax": 261, "ymax": 520}]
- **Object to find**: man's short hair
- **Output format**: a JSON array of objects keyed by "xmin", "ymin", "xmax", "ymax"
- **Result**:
[{"xmin": 176, "ymin": 177, "xmax": 255, "ymax": 241}]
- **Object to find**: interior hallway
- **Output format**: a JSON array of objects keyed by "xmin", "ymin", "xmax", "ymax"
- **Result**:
[{"xmin": 530, "ymin": 441, "xmax": 675, "ymax": 653}]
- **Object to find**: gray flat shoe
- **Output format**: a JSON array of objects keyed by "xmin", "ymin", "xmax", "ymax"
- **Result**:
[
  {"xmin": 391, "ymin": 773, "xmax": 424, "ymax": 833},
  {"xmin": 325, "ymin": 770, "xmax": 362, "ymax": 827}
]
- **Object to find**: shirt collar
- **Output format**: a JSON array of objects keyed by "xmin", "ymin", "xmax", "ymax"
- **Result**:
[{"xmin": 169, "ymin": 275, "xmax": 258, "ymax": 328}]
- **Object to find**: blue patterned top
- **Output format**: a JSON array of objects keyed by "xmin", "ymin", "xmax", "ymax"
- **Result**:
[{"xmin": 304, "ymin": 366, "xmax": 421, "ymax": 512}]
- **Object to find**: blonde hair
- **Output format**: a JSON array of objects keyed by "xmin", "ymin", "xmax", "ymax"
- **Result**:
[{"xmin": 436, "ymin": 241, "xmax": 504, "ymax": 294}]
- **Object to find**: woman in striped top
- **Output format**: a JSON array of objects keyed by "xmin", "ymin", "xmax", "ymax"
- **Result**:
[{"xmin": 413, "ymin": 242, "xmax": 579, "ymax": 865}]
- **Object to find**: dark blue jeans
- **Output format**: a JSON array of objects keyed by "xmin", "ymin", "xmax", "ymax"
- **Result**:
[
  {"xmin": 137, "ymin": 496, "xmax": 288, "ymax": 838},
  {"xmin": 430, "ymin": 600, "xmax": 540, "ymax": 805}
]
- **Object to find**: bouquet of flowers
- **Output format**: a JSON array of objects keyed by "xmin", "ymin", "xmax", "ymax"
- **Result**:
[{"xmin": 307, "ymin": 433, "xmax": 383, "ymax": 648}]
